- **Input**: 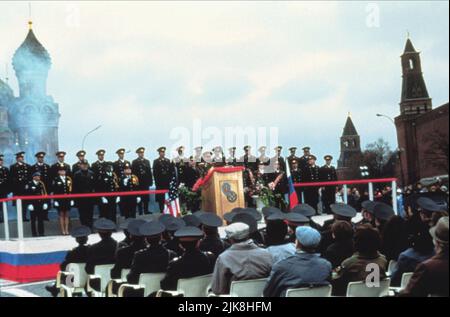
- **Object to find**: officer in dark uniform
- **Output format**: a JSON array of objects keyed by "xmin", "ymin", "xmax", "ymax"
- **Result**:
[
  {"xmin": 285, "ymin": 212, "xmax": 310, "ymax": 243},
  {"xmin": 45, "ymin": 225, "xmax": 91, "ymax": 297},
  {"xmin": 85, "ymin": 218, "xmax": 118, "ymax": 275},
  {"xmin": 291, "ymin": 203, "xmax": 322, "ymax": 231},
  {"xmin": 211, "ymin": 146, "xmax": 226, "ymax": 167},
  {"xmin": 298, "ymin": 146, "xmax": 312, "ymax": 173},
  {"xmin": 119, "ymin": 163, "xmax": 140, "ymax": 219},
  {"xmin": 153, "ymin": 147, "xmax": 174, "ymax": 212},
  {"xmin": 161, "ymin": 216, "xmax": 186, "ymax": 256},
  {"xmin": 319, "ymin": 203, "xmax": 356, "ymax": 254},
  {"xmin": 91, "ymin": 149, "xmax": 110, "ymax": 181},
  {"xmin": 51, "ymin": 165, "xmax": 74, "ymax": 235},
  {"xmin": 50, "ymin": 151, "xmax": 72, "ymax": 180},
  {"xmin": 193, "ymin": 146, "xmax": 204, "ymax": 166},
  {"xmin": 110, "ymin": 219, "xmax": 147, "ymax": 279},
  {"xmin": 239, "ymin": 145, "xmax": 257, "ymax": 171},
  {"xmin": 10, "ymin": 152, "xmax": 31, "ymax": 221},
  {"xmin": 32, "ymin": 152, "xmax": 51, "ymax": 191},
  {"xmin": 303, "ymin": 154, "xmax": 320, "ymax": 213},
  {"xmin": 127, "ymin": 220, "xmax": 177, "ymax": 285},
  {"xmin": 256, "ymin": 146, "xmax": 270, "ymax": 168},
  {"xmin": 226, "ymin": 147, "xmax": 237, "ymax": 166},
  {"xmin": 24, "ymin": 172, "xmax": 49, "ymax": 237},
  {"xmin": 113, "ymin": 148, "xmax": 130, "ymax": 180},
  {"xmin": 0, "ymin": 155, "xmax": 10, "ymax": 223},
  {"xmin": 73, "ymin": 160, "xmax": 96, "ymax": 228},
  {"xmin": 287, "ymin": 147, "xmax": 300, "ymax": 170},
  {"xmin": 271, "ymin": 146, "xmax": 286, "ymax": 172},
  {"xmin": 72, "ymin": 150, "xmax": 89, "ymax": 175},
  {"xmin": 290, "ymin": 159, "xmax": 303, "ymax": 203},
  {"xmin": 97, "ymin": 164, "xmax": 119, "ymax": 223},
  {"xmin": 179, "ymin": 157, "xmax": 201, "ymax": 212},
  {"xmin": 132, "ymin": 147, "xmax": 153, "ymax": 215},
  {"xmin": 319, "ymin": 155, "xmax": 338, "ymax": 214},
  {"xmin": 173, "ymin": 146, "xmax": 188, "ymax": 182},
  {"xmin": 160, "ymin": 226, "xmax": 215, "ymax": 291},
  {"xmin": 198, "ymin": 213, "xmax": 229, "ymax": 260}
]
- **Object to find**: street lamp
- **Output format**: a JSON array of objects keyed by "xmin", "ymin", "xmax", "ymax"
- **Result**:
[
  {"xmin": 375, "ymin": 113, "xmax": 405, "ymax": 186},
  {"xmin": 81, "ymin": 125, "xmax": 102, "ymax": 150},
  {"xmin": 360, "ymin": 166, "xmax": 370, "ymax": 178}
]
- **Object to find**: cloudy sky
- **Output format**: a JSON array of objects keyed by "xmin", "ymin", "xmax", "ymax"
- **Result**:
[{"xmin": 0, "ymin": 1, "xmax": 448, "ymax": 163}]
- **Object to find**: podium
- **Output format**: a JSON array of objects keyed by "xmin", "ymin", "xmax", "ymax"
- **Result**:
[{"xmin": 193, "ymin": 167, "xmax": 245, "ymax": 219}]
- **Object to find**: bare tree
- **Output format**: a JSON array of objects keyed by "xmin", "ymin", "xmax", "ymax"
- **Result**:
[{"xmin": 362, "ymin": 138, "xmax": 397, "ymax": 178}]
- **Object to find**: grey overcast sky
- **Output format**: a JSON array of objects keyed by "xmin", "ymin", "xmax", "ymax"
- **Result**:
[{"xmin": 0, "ymin": 1, "xmax": 448, "ymax": 162}]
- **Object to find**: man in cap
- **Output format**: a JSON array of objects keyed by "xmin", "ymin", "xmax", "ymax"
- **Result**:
[
  {"xmin": 32, "ymin": 152, "xmax": 51, "ymax": 191},
  {"xmin": 45, "ymin": 225, "xmax": 91, "ymax": 297},
  {"xmin": 290, "ymin": 159, "xmax": 303, "ymax": 201},
  {"xmin": 118, "ymin": 163, "xmax": 140, "ymax": 219},
  {"xmin": 265, "ymin": 160, "xmax": 288, "ymax": 211},
  {"xmin": 226, "ymin": 147, "xmax": 237, "ymax": 166},
  {"xmin": 127, "ymin": 220, "xmax": 177, "ymax": 284},
  {"xmin": 10, "ymin": 151, "xmax": 31, "ymax": 221},
  {"xmin": 256, "ymin": 146, "xmax": 270, "ymax": 167},
  {"xmin": 113, "ymin": 148, "xmax": 131, "ymax": 180},
  {"xmin": 319, "ymin": 203, "xmax": 357, "ymax": 253},
  {"xmin": 264, "ymin": 214, "xmax": 296, "ymax": 263},
  {"xmin": 239, "ymin": 145, "xmax": 257, "ymax": 171},
  {"xmin": 73, "ymin": 160, "xmax": 96, "ymax": 228},
  {"xmin": 303, "ymin": 154, "xmax": 320, "ymax": 213},
  {"xmin": 24, "ymin": 171, "xmax": 49, "ymax": 237},
  {"xmin": 161, "ymin": 216, "xmax": 186, "ymax": 256},
  {"xmin": 91, "ymin": 149, "xmax": 110, "ymax": 181},
  {"xmin": 193, "ymin": 146, "xmax": 204, "ymax": 166},
  {"xmin": 232, "ymin": 212, "xmax": 265, "ymax": 246},
  {"xmin": 211, "ymin": 222, "xmax": 273, "ymax": 295},
  {"xmin": 96, "ymin": 163, "xmax": 119, "ymax": 223},
  {"xmin": 198, "ymin": 213, "xmax": 229, "ymax": 259},
  {"xmin": 319, "ymin": 155, "xmax": 338, "ymax": 214},
  {"xmin": 0, "ymin": 154, "xmax": 10, "ymax": 223},
  {"xmin": 291, "ymin": 203, "xmax": 321, "ymax": 230},
  {"xmin": 416, "ymin": 196, "xmax": 445, "ymax": 228},
  {"xmin": 271, "ymin": 146, "xmax": 286, "ymax": 172},
  {"xmin": 373, "ymin": 202, "xmax": 395, "ymax": 232},
  {"xmin": 173, "ymin": 146, "xmax": 188, "ymax": 182},
  {"xmin": 212, "ymin": 146, "xmax": 225, "ymax": 167},
  {"xmin": 110, "ymin": 219, "xmax": 147, "ymax": 279},
  {"xmin": 132, "ymin": 147, "xmax": 153, "ymax": 215},
  {"xmin": 401, "ymin": 217, "xmax": 449, "ymax": 297},
  {"xmin": 284, "ymin": 212, "xmax": 310, "ymax": 243},
  {"xmin": 298, "ymin": 147, "xmax": 312, "ymax": 173},
  {"xmin": 160, "ymin": 226, "xmax": 215, "ymax": 290},
  {"xmin": 357, "ymin": 200, "xmax": 378, "ymax": 226},
  {"xmin": 85, "ymin": 218, "xmax": 118, "ymax": 275},
  {"xmin": 153, "ymin": 147, "xmax": 175, "ymax": 213},
  {"xmin": 72, "ymin": 150, "xmax": 89, "ymax": 175},
  {"xmin": 263, "ymin": 226, "xmax": 332, "ymax": 297},
  {"xmin": 287, "ymin": 147, "xmax": 299, "ymax": 171},
  {"xmin": 50, "ymin": 151, "xmax": 71, "ymax": 180}
]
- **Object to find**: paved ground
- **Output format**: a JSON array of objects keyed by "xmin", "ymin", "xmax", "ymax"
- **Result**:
[{"xmin": 0, "ymin": 279, "xmax": 54, "ymax": 297}]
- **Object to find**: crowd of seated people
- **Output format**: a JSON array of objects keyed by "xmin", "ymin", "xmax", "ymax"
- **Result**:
[{"xmin": 46, "ymin": 195, "xmax": 449, "ymax": 297}]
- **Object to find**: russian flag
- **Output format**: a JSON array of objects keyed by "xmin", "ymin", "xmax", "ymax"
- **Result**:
[{"xmin": 286, "ymin": 163, "xmax": 299, "ymax": 210}]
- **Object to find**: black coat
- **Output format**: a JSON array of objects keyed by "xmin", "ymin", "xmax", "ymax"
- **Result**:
[
  {"xmin": 91, "ymin": 161, "xmax": 111, "ymax": 182},
  {"xmin": 323, "ymin": 239, "xmax": 354, "ymax": 269},
  {"xmin": 127, "ymin": 244, "xmax": 177, "ymax": 284},
  {"xmin": 110, "ymin": 240, "xmax": 147, "ymax": 279},
  {"xmin": 0, "ymin": 166, "xmax": 10, "ymax": 197},
  {"xmin": 60, "ymin": 245, "xmax": 89, "ymax": 270},
  {"xmin": 24, "ymin": 180, "xmax": 47, "ymax": 208},
  {"xmin": 153, "ymin": 158, "xmax": 174, "ymax": 189},
  {"xmin": 9, "ymin": 162, "xmax": 31, "ymax": 195},
  {"xmin": 32, "ymin": 163, "xmax": 51, "ymax": 189},
  {"xmin": 72, "ymin": 160, "xmax": 90, "ymax": 175},
  {"xmin": 319, "ymin": 165, "xmax": 337, "ymax": 182},
  {"xmin": 50, "ymin": 162, "xmax": 72, "ymax": 179},
  {"xmin": 51, "ymin": 176, "xmax": 73, "ymax": 210},
  {"xmin": 160, "ymin": 249, "xmax": 215, "ymax": 291},
  {"xmin": 85, "ymin": 236, "xmax": 118, "ymax": 274},
  {"xmin": 113, "ymin": 160, "xmax": 131, "ymax": 180},
  {"xmin": 199, "ymin": 235, "xmax": 229, "ymax": 259},
  {"xmin": 131, "ymin": 158, "xmax": 153, "ymax": 188}
]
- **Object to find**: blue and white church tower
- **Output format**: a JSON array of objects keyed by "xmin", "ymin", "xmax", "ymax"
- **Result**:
[{"xmin": 8, "ymin": 21, "xmax": 60, "ymax": 164}]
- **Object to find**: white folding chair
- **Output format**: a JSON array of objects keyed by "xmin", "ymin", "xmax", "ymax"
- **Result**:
[
  {"xmin": 346, "ymin": 278, "xmax": 391, "ymax": 297},
  {"xmin": 156, "ymin": 274, "xmax": 213, "ymax": 297},
  {"xmin": 285, "ymin": 285, "xmax": 332, "ymax": 297},
  {"xmin": 106, "ymin": 268, "xmax": 133, "ymax": 297},
  {"xmin": 87, "ymin": 264, "xmax": 114, "ymax": 297},
  {"xmin": 139, "ymin": 273, "xmax": 166, "ymax": 297},
  {"xmin": 400, "ymin": 272, "xmax": 413, "ymax": 290},
  {"xmin": 229, "ymin": 278, "xmax": 268, "ymax": 297},
  {"xmin": 387, "ymin": 260, "xmax": 398, "ymax": 277},
  {"xmin": 57, "ymin": 263, "xmax": 87, "ymax": 297}
]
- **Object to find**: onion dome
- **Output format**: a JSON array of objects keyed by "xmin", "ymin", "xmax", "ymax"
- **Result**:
[{"xmin": 12, "ymin": 22, "xmax": 51, "ymax": 72}]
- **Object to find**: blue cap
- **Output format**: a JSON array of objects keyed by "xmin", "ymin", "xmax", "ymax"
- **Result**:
[
  {"xmin": 373, "ymin": 202, "xmax": 395, "ymax": 221},
  {"xmin": 417, "ymin": 197, "xmax": 443, "ymax": 212},
  {"xmin": 139, "ymin": 220, "xmax": 165, "ymax": 237},
  {"xmin": 292, "ymin": 204, "xmax": 316, "ymax": 217},
  {"xmin": 94, "ymin": 218, "xmax": 116, "ymax": 232},
  {"xmin": 127, "ymin": 219, "xmax": 147, "ymax": 236},
  {"xmin": 32, "ymin": 172, "xmax": 41, "ymax": 178},
  {"xmin": 199, "ymin": 213, "xmax": 223, "ymax": 228},
  {"xmin": 70, "ymin": 226, "xmax": 91, "ymax": 238},
  {"xmin": 182, "ymin": 214, "xmax": 201, "ymax": 227},
  {"xmin": 295, "ymin": 226, "xmax": 321, "ymax": 248},
  {"xmin": 161, "ymin": 217, "xmax": 186, "ymax": 232}
]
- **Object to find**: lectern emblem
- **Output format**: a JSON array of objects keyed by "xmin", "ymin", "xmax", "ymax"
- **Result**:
[{"xmin": 221, "ymin": 182, "xmax": 237, "ymax": 203}]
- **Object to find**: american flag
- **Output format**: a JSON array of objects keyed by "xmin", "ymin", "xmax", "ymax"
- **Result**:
[{"xmin": 164, "ymin": 172, "xmax": 181, "ymax": 217}]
